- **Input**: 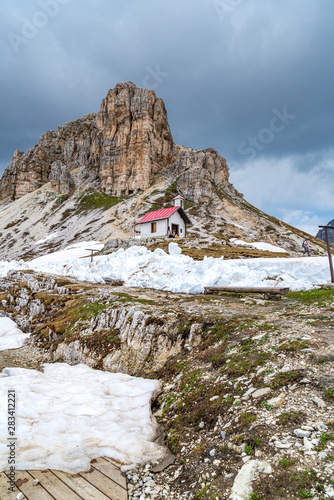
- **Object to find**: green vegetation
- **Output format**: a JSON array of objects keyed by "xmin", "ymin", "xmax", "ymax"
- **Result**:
[
  {"xmin": 252, "ymin": 468, "xmax": 326, "ymax": 499},
  {"xmin": 78, "ymin": 302, "xmax": 108, "ymax": 319},
  {"xmin": 278, "ymin": 410, "xmax": 305, "ymax": 426},
  {"xmin": 325, "ymin": 388, "xmax": 334, "ymax": 399},
  {"xmin": 277, "ymin": 339, "xmax": 310, "ymax": 352},
  {"xmin": 279, "ymin": 454, "xmax": 296, "ymax": 468},
  {"xmin": 271, "ymin": 369, "xmax": 304, "ymax": 388},
  {"xmin": 315, "ymin": 432, "xmax": 334, "ymax": 451},
  {"xmin": 195, "ymin": 485, "xmax": 218, "ymax": 500},
  {"xmin": 245, "ymin": 444, "xmax": 253, "ymax": 455},
  {"xmin": 261, "ymin": 401, "xmax": 274, "ymax": 411},
  {"xmin": 249, "ymin": 494, "xmax": 261, "ymax": 500},
  {"xmin": 225, "ymin": 350, "xmax": 271, "ymax": 377},
  {"xmin": 80, "ymin": 329, "xmax": 120, "ymax": 356},
  {"xmin": 239, "ymin": 412, "xmax": 257, "ymax": 429},
  {"xmin": 287, "ymin": 288, "xmax": 334, "ymax": 306},
  {"xmin": 76, "ymin": 190, "xmax": 122, "ymax": 213}
]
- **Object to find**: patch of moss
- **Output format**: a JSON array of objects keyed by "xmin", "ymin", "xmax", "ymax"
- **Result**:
[
  {"xmin": 239, "ymin": 411, "xmax": 257, "ymax": 429},
  {"xmin": 287, "ymin": 288, "xmax": 334, "ymax": 306},
  {"xmin": 252, "ymin": 468, "xmax": 325, "ymax": 499},
  {"xmin": 277, "ymin": 340, "xmax": 310, "ymax": 352},
  {"xmin": 277, "ymin": 410, "xmax": 305, "ymax": 426},
  {"xmin": 80, "ymin": 329, "xmax": 120, "ymax": 357},
  {"xmin": 76, "ymin": 190, "xmax": 123, "ymax": 213},
  {"xmin": 271, "ymin": 370, "xmax": 304, "ymax": 388},
  {"xmin": 224, "ymin": 350, "xmax": 271, "ymax": 377}
]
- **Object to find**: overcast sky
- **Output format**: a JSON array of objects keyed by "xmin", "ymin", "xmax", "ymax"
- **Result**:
[{"xmin": 1, "ymin": 0, "xmax": 334, "ymax": 236}]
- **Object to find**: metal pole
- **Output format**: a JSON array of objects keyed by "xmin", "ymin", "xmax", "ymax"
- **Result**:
[
  {"xmin": 86, "ymin": 249, "xmax": 94, "ymax": 263},
  {"xmin": 324, "ymin": 228, "xmax": 334, "ymax": 283},
  {"xmin": 319, "ymin": 226, "xmax": 334, "ymax": 283}
]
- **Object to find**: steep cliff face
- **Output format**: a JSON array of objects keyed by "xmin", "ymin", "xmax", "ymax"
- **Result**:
[
  {"xmin": 0, "ymin": 82, "xmax": 232, "ymax": 204},
  {"xmin": 96, "ymin": 82, "xmax": 175, "ymax": 196},
  {"xmin": 167, "ymin": 146, "xmax": 236, "ymax": 202},
  {"xmin": 0, "ymin": 115, "xmax": 99, "ymax": 201}
]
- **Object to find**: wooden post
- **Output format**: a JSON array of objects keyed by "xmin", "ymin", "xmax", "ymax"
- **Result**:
[{"xmin": 85, "ymin": 249, "xmax": 95, "ymax": 263}]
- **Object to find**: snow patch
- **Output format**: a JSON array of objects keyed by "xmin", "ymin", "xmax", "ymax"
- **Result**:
[
  {"xmin": 0, "ymin": 364, "xmax": 166, "ymax": 473},
  {"xmin": 230, "ymin": 239, "xmax": 287, "ymax": 253},
  {"xmin": 0, "ymin": 317, "xmax": 30, "ymax": 350},
  {"xmin": 0, "ymin": 241, "xmax": 331, "ymax": 293},
  {"xmin": 35, "ymin": 232, "xmax": 59, "ymax": 245}
]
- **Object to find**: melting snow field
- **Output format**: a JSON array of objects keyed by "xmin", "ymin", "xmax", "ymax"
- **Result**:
[
  {"xmin": 230, "ymin": 238, "xmax": 288, "ymax": 253},
  {"xmin": 0, "ymin": 240, "xmax": 331, "ymax": 293},
  {"xmin": 0, "ymin": 364, "xmax": 166, "ymax": 473},
  {"xmin": 0, "ymin": 240, "xmax": 332, "ymax": 474},
  {"xmin": 0, "ymin": 317, "xmax": 30, "ymax": 350}
]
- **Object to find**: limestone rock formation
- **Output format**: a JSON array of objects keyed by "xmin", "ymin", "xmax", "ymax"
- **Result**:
[
  {"xmin": 0, "ymin": 82, "xmax": 233, "ymax": 204},
  {"xmin": 97, "ymin": 82, "xmax": 175, "ymax": 196},
  {"xmin": 49, "ymin": 162, "xmax": 74, "ymax": 195},
  {"xmin": 316, "ymin": 220, "xmax": 334, "ymax": 244},
  {"xmin": 0, "ymin": 115, "xmax": 99, "ymax": 202},
  {"xmin": 166, "ymin": 146, "xmax": 238, "ymax": 203}
]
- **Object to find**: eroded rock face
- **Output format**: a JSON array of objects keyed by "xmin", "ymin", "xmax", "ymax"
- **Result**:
[
  {"xmin": 167, "ymin": 147, "xmax": 237, "ymax": 203},
  {"xmin": 0, "ymin": 115, "xmax": 99, "ymax": 202},
  {"xmin": 0, "ymin": 82, "xmax": 233, "ymax": 204},
  {"xmin": 96, "ymin": 82, "xmax": 175, "ymax": 196},
  {"xmin": 49, "ymin": 162, "xmax": 74, "ymax": 195}
]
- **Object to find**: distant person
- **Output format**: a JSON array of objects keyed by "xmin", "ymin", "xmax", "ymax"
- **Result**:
[{"xmin": 302, "ymin": 238, "xmax": 310, "ymax": 256}]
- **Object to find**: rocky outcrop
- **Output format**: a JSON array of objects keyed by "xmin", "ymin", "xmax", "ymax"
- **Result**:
[
  {"xmin": 316, "ymin": 220, "xmax": 334, "ymax": 244},
  {"xmin": 167, "ymin": 146, "xmax": 238, "ymax": 202},
  {"xmin": 49, "ymin": 162, "xmax": 75, "ymax": 195},
  {"xmin": 0, "ymin": 82, "xmax": 233, "ymax": 204},
  {"xmin": 2, "ymin": 270, "xmax": 334, "ymax": 499},
  {"xmin": 0, "ymin": 115, "xmax": 99, "ymax": 202},
  {"xmin": 97, "ymin": 82, "xmax": 175, "ymax": 196}
]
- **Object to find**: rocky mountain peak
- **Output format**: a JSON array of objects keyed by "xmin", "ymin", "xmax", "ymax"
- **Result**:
[{"xmin": 0, "ymin": 82, "xmax": 232, "ymax": 205}]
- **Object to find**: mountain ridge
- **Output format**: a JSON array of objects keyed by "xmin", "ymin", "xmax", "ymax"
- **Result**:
[{"xmin": 0, "ymin": 82, "xmax": 327, "ymax": 260}]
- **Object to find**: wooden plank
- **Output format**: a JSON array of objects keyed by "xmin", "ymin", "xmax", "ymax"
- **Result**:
[
  {"xmin": 91, "ymin": 457, "xmax": 127, "ymax": 489},
  {"xmin": 204, "ymin": 286, "xmax": 289, "ymax": 295},
  {"xmin": 0, "ymin": 471, "xmax": 18, "ymax": 500},
  {"xmin": 11, "ymin": 470, "xmax": 56, "ymax": 500},
  {"xmin": 79, "ymin": 468, "xmax": 127, "ymax": 500},
  {"xmin": 28, "ymin": 470, "xmax": 83, "ymax": 500},
  {"xmin": 52, "ymin": 470, "xmax": 112, "ymax": 500},
  {"xmin": 103, "ymin": 278, "xmax": 124, "ymax": 286}
]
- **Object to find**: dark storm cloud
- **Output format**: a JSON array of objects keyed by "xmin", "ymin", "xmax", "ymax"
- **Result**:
[{"xmin": 1, "ymin": 0, "xmax": 334, "ymax": 233}]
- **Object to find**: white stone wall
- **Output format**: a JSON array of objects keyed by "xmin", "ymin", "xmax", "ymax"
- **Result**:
[
  {"xmin": 140, "ymin": 218, "xmax": 168, "ymax": 237},
  {"xmin": 169, "ymin": 211, "xmax": 186, "ymax": 237}
]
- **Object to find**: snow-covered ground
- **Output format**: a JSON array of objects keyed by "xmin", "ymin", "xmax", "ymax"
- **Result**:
[
  {"xmin": 0, "ymin": 240, "xmax": 332, "ymax": 475},
  {"xmin": 230, "ymin": 238, "xmax": 288, "ymax": 253},
  {"xmin": 0, "ymin": 317, "xmax": 30, "ymax": 350},
  {"xmin": 0, "ymin": 241, "xmax": 332, "ymax": 293},
  {"xmin": 0, "ymin": 364, "xmax": 166, "ymax": 473}
]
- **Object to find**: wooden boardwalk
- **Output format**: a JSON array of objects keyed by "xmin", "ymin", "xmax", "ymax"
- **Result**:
[{"xmin": 0, "ymin": 457, "xmax": 127, "ymax": 500}]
